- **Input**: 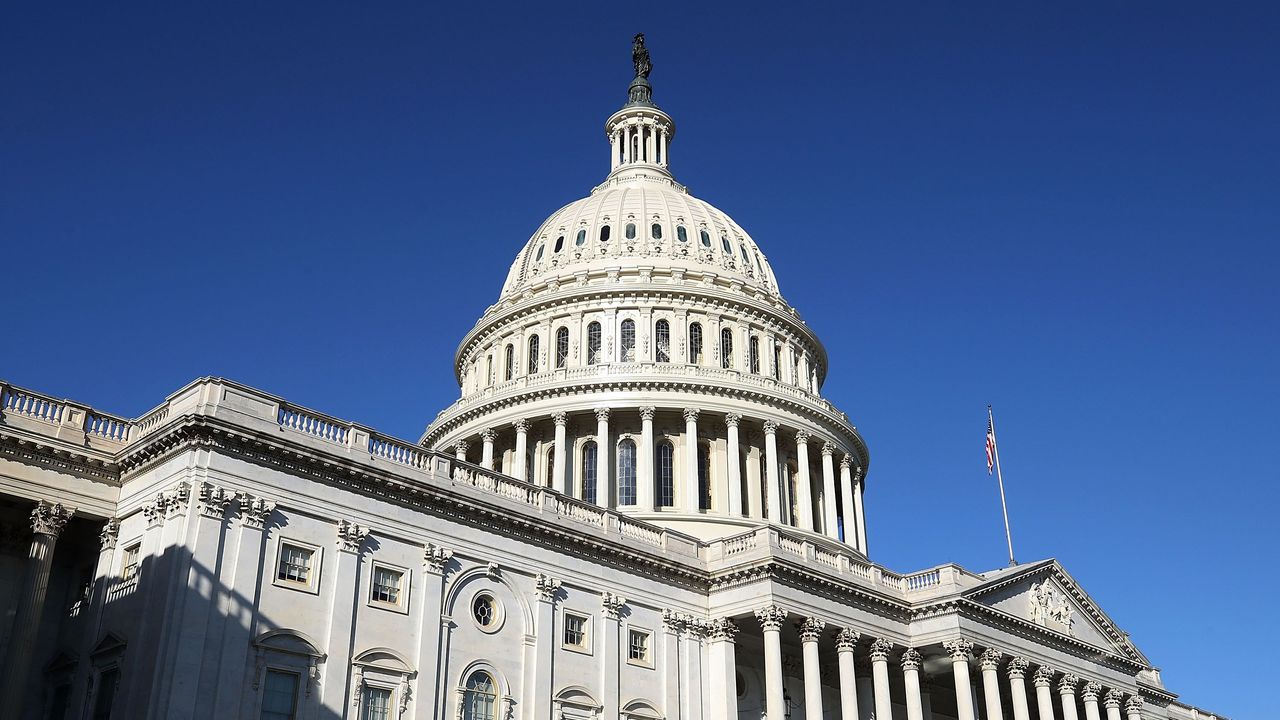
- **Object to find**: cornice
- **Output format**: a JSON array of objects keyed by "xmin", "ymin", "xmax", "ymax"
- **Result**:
[{"xmin": 0, "ymin": 429, "xmax": 121, "ymax": 484}]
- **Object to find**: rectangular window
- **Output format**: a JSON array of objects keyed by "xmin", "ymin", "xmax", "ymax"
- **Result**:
[
  {"xmin": 628, "ymin": 629, "xmax": 651, "ymax": 664},
  {"xmin": 362, "ymin": 686, "xmax": 393, "ymax": 720},
  {"xmin": 277, "ymin": 543, "xmax": 313, "ymax": 586},
  {"xmin": 121, "ymin": 543, "xmax": 141, "ymax": 581},
  {"xmin": 261, "ymin": 670, "xmax": 299, "ymax": 720},
  {"xmin": 371, "ymin": 566, "xmax": 404, "ymax": 606},
  {"xmin": 91, "ymin": 668, "xmax": 120, "ymax": 720},
  {"xmin": 563, "ymin": 613, "xmax": 589, "ymax": 649}
]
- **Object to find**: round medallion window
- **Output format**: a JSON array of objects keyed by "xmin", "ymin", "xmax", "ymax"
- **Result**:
[{"xmin": 472, "ymin": 593, "xmax": 498, "ymax": 630}]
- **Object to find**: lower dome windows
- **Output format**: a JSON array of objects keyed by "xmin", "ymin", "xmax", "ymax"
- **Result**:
[
  {"xmin": 676, "ymin": 225, "xmax": 687, "ymax": 243},
  {"xmin": 575, "ymin": 229, "xmax": 586, "ymax": 246},
  {"xmin": 651, "ymin": 223, "xmax": 662, "ymax": 240},
  {"xmin": 625, "ymin": 223, "xmax": 636, "ymax": 240},
  {"xmin": 599, "ymin": 226, "xmax": 611, "ymax": 243}
]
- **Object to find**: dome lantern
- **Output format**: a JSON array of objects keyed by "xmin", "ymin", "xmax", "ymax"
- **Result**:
[{"xmin": 605, "ymin": 33, "xmax": 676, "ymax": 177}]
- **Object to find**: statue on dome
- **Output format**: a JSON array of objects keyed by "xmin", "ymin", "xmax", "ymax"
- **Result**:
[{"xmin": 632, "ymin": 33, "xmax": 652, "ymax": 78}]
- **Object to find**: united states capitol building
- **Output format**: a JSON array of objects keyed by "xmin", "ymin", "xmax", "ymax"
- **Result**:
[{"xmin": 0, "ymin": 36, "xmax": 1223, "ymax": 720}]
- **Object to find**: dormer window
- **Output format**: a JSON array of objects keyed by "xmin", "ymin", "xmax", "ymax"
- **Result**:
[
  {"xmin": 677, "ymin": 226, "xmax": 688, "ymax": 243},
  {"xmin": 651, "ymin": 223, "xmax": 662, "ymax": 240},
  {"xmin": 534, "ymin": 244, "xmax": 545, "ymax": 261},
  {"xmin": 576, "ymin": 229, "xmax": 587, "ymax": 246},
  {"xmin": 720, "ymin": 235, "xmax": 732, "ymax": 253},
  {"xmin": 625, "ymin": 223, "xmax": 636, "ymax": 240},
  {"xmin": 554, "ymin": 235, "xmax": 564, "ymax": 252},
  {"xmin": 700, "ymin": 230, "xmax": 711, "ymax": 247},
  {"xmin": 600, "ymin": 226, "xmax": 611, "ymax": 243}
]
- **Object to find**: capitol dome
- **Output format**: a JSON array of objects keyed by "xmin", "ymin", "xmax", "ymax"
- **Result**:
[{"xmin": 423, "ymin": 36, "xmax": 869, "ymax": 548}]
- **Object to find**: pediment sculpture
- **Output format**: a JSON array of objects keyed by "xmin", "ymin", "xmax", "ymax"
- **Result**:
[{"xmin": 1029, "ymin": 580, "xmax": 1075, "ymax": 635}]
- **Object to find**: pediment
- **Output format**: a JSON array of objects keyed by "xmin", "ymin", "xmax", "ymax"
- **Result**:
[{"xmin": 965, "ymin": 560, "xmax": 1147, "ymax": 664}]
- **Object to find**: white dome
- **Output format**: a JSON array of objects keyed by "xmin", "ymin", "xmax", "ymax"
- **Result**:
[{"xmin": 500, "ymin": 172, "xmax": 781, "ymax": 299}]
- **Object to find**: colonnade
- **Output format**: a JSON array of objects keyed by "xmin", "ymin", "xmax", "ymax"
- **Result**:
[
  {"xmin": 719, "ymin": 607, "xmax": 1151, "ymax": 720},
  {"xmin": 610, "ymin": 118, "xmax": 670, "ymax": 170}
]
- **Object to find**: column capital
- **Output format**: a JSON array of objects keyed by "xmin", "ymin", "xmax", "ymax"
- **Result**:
[
  {"xmin": 534, "ymin": 573, "xmax": 561, "ymax": 602},
  {"xmin": 682, "ymin": 407, "xmax": 699, "ymax": 423},
  {"xmin": 900, "ymin": 648, "xmax": 923, "ymax": 672},
  {"xmin": 834, "ymin": 627, "xmax": 860, "ymax": 652},
  {"xmin": 240, "ymin": 496, "xmax": 277, "ymax": 530},
  {"xmin": 1123, "ymin": 697, "xmax": 1143, "ymax": 714},
  {"xmin": 943, "ymin": 638, "xmax": 973, "ymax": 661},
  {"xmin": 552, "ymin": 411, "xmax": 569, "ymax": 426},
  {"xmin": 762, "ymin": 420, "xmax": 779, "ymax": 434},
  {"xmin": 454, "ymin": 440, "xmax": 469, "ymax": 454},
  {"xmin": 30, "ymin": 500, "xmax": 74, "ymax": 537},
  {"xmin": 99, "ymin": 517, "xmax": 120, "ymax": 551},
  {"xmin": 1006, "ymin": 657, "xmax": 1031, "ymax": 680},
  {"xmin": 335, "ymin": 519, "xmax": 369, "ymax": 554},
  {"xmin": 197, "ymin": 483, "xmax": 238, "ymax": 520},
  {"xmin": 1032, "ymin": 666, "xmax": 1055, "ymax": 688},
  {"xmin": 595, "ymin": 407, "xmax": 612, "ymax": 423},
  {"xmin": 796, "ymin": 617, "xmax": 825, "ymax": 642},
  {"xmin": 979, "ymin": 647, "xmax": 1003, "ymax": 671},
  {"xmin": 724, "ymin": 412, "xmax": 742, "ymax": 428},
  {"xmin": 662, "ymin": 609, "xmax": 685, "ymax": 634},
  {"xmin": 754, "ymin": 605, "xmax": 788, "ymax": 632},
  {"xmin": 601, "ymin": 592, "xmax": 627, "ymax": 619},
  {"xmin": 1058, "ymin": 674, "xmax": 1079, "ymax": 695},
  {"xmin": 423, "ymin": 543, "xmax": 453, "ymax": 573},
  {"xmin": 1081, "ymin": 681, "xmax": 1102, "ymax": 702},
  {"xmin": 869, "ymin": 637, "xmax": 894, "ymax": 662},
  {"xmin": 794, "ymin": 430, "xmax": 810, "ymax": 445},
  {"xmin": 820, "ymin": 441, "xmax": 835, "ymax": 457},
  {"xmin": 638, "ymin": 407, "xmax": 655, "ymax": 422},
  {"xmin": 1103, "ymin": 689, "xmax": 1123, "ymax": 709},
  {"xmin": 513, "ymin": 418, "xmax": 530, "ymax": 433},
  {"xmin": 480, "ymin": 428, "xmax": 497, "ymax": 442},
  {"xmin": 839, "ymin": 454, "xmax": 853, "ymax": 469},
  {"xmin": 708, "ymin": 617, "xmax": 739, "ymax": 642}
]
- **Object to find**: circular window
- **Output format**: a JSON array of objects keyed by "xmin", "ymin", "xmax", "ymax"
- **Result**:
[{"xmin": 471, "ymin": 592, "xmax": 502, "ymax": 632}]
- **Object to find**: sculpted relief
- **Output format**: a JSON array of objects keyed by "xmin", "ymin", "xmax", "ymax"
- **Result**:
[{"xmin": 1029, "ymin": 580, "xmax": 1075, "ymax": 635}]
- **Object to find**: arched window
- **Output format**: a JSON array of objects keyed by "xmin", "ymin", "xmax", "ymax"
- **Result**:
[
  {"xmin": 586, "ymin": 322, "xmax": 602, "ymax": 365},
  {"xmin": 575, "ymin": 229, "xmax": 586, "ymax": 246},
  {"xmin": 721, "ymin": 235, "xmax": 732, "ymax": 253},
  {"xmin": 676, "ymin": 225, "xmax": 688, "ymax": 243},
  {"xmin": 792, "ymin": 352, "xmax": 800, "ymax": 386},
  {"xmin": 582, "ymin": 441, "xmax": 598, "ymax": 504},
  {"xmin": 625, "ymin": 223, "xmax": 636, "ymax": 240},
  {"xmin": 656, "ymin": 441, "xmax": 675, "ymax": 508},
  {"xmin": 620, "ymin": 319, "xmax": 636, "ymax": 361},
  {"xmin": 555, "ymin": 327, "xmax": 569, "ymax": 369},
  {"xmin": 655, "ymin": 320, "xmax": 670, "ymax": 363},
  {"xmin": 535, "ymin": 244, "xmax": 545, "ymax": 261},
  {"xmin": 689, "ymin": 322, "xmax": 703, "ymax": 364},
  {"xmin": 772, "ymin": 345, "xmax": 781, "ymax": 380},
  {"xmin": 486, "ymin": 355, "xmax": 494, "ymax": 385},
  {"xmin": 786, "ymin": 461, "xmax": 799, "ymax": 526},
  {"xmin": 599, "ymin": 226, "xmax": 611, "ymax": 243},
  {"xmin": 749, "ymin": 336, "xmax": 761, "ymax": 374},
  {"xmin": 462, "ymin": 671, "xmax": 497, "ymax": 720},
  {"xmin": 527, "ymin": 335, "xmax": 540, "ymax": 375},
  {"xmin": 651, "ymin": 223, "xmax": 662, "ymax": 240},
  {"xmin": 504, "ymin": 344, "xmax": 514, "ymax": 381},
  {"xmin": 545, "ymin": 446, "xmax": 555, "ymax": 489},
  {"xmin": 720, "ymin": 327, "xmax": 734, "ymax": 369},
  {"xmin": 617, "ymin": 439, "xmax": 636, "ymax": 506},
  {"xmin": 698, "ymin": 442, "xmax": 712, "ymax": 511},
  {"xmin": 554, "ymin": 235, "xmax": 564, "ymax": 252},
  {"xmin": 700, "ymin": 229, "xmax": 711, "ymax": 247}
]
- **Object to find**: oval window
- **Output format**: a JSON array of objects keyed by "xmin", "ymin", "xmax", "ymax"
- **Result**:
[
  {"xmin": 473, "ymin": 594, "xmax": 497, "ymax": 628},
  {"xmin": 739, "ymin": 243, "xmax": 750, "ymax": 264},
  {"xmin": 721, "ymin": 236, "xmax": 732, "ymax": 253},
  {"xmin": 677, "ymin": 226, "xmax": 687, "ymax": 243},
  {"xmin": 535, "ymin": 244, "xmax": 545, "ymax": 261},
  {"xmin": 625, "ymin": 223, "xmax": 636, "ymax": 239},
  {"xmin": 600, "ymin": 226, "xmax": 611, "ymax": 242},
  {"xmin": 651, "ymin": 223, "xmax": 662, "ymax": 240},
  {"xmin": 575, "ymin": 229, "xmax": 586, "ymax": 246},
  {"xmin": 700, "ymin": 230, "xmax": 711, "ymax": 247},
  {"xmin": 554, "ymin": 235, "xmax": 564, "ymax": 252}
]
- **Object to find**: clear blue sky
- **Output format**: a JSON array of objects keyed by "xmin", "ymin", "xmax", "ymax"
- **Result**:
[{"xmin": 3, "ymin": 3, "xmax": 1275, "ymax": 715}]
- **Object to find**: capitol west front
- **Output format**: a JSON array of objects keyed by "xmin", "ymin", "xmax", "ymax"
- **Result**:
[{"xmin": 0, "ymin": 39, "xmax": 1224, "ymax": 720}]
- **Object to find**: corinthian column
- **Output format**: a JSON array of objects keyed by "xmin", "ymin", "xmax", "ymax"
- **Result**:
[
  {"xmin": 1033, "ymin": 667, "xmax": 1057, "ymax": 720},
  {"xmin": 708, "ymin": 619, "xmax": 739, "ymax": 720},
  {"xmin": 869, "ymin": 638, "xmax": 894, "ymax": 720},
  {"xmin": 900, "ymin": 648, "xmax": 924, "ymax": 720},
  {"xmin": 0, "ymin": 501, "xmax": 74, "ymax": 711},
  {"xmin": 820, "ymin": 442, "xmax": 839, "ymax": 537},
  {"xmin": 755, "ymin": 606, "xmax": 788, "ymax": 720},
  {"xmin": 1102, "ymin": 691, "xmax": 1124, "ymax": 720},
  {"xmin": 798, "ymin": 618, "xmax": 825, "ymax": 720},
  {"xmin": 552, "ymin": 412, "xmax": 568, "ymax": 493},
  {"xmin": 834, "ymin": 628, "xmax": 860, "ymax": 720},
  {"xmin": 839, "ymin": 455, "xmax": 857, "ymax": 546},
  {"xmin": 725, "ymin": 413, "xmax": 743, "ymax": 515},
  {"xmin": 1123, "ymin": 697, "xmax": 1143, "ymax": 720},
  {"xmin": 480, "ymin": 428, "xmax": 496, "ymax": 470},
  {"xmin": 454, "ymin": 440, "xmax": 468, "ymax": 462},
  {"xmin": 1007, "ymin": 658, "xmax": 1032, "ymax": 720},
  {"xmin": 1059, "ymin": 675, "xmax": 1080, "ymax": 720},
  {"xmin": 595, "ymin": 407, "xmax": 611, "ymax": 507},
  {"xmin": 852, "ymin": 465, "xmax": 868, "ymax": 554},
  {"xmin": 513, "ymin": 418, "xmax": 530, "ymax": 482},
  {"xmin": 683, "ymin": 408, "xmax": 700, "ymax": 510},
  {"xmin": 794, "ymin": 431, "xmax": 814, "ymax": 530},
  {"xmin": 944, "ymin": 639, "xmax": 976, "ymax": 720},
  {"xmin": 638, "ymin": 407, "xmax": 655, "ymax": 509},
  {"xmin": 763, "ymin": 421, "xmax": 781, "ymax": 523},
  {"xmin": 1081, "ymin": 682, "xmax": 1102, "ymax": 720},
  {"xmin": 980, "ymin": 648, "xmax": 1005, "ymax": 720}
]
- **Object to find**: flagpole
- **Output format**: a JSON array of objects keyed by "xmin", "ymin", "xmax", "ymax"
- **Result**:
[{"xmin": 989, "ymin": 405, "xmax": 1017, "ymax": 567}]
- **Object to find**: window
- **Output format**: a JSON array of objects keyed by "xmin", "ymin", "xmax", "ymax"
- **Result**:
[
  {"xmin": 628, "ymin": 629, "xmax": 651, "ymax": 664},
  {"xmin": 617, "ymin": 439, "xmax": 636, "ymax": 506},
  {"xmin": 625, "ymin": 223, "xmax": 636, "ymax": 240},
  {"xmin": 582, "ymin": 441, "xmax": 598, "ymax": 504},
  {"xmin": 261, "ymin": 670, "xmax": 298, "ymax": 720},
  {"xmin": 575, "ymin": 229, "xmax": 586, "ymax": 246},
  {"xmin": 740, "ymin": 243, "xmax": 751, "ymax": 265},
  {"xmin": 554, "ymin": 235, "xmax": 564, "ymax": 252},
  {"xmin": 599, "ymin": 226, "xmax": 611, "ymax": 243},
  {"xmin": 792, "ymin": 353, "xmax": 800, "ymax": 386},
  {"xmin": 121, "ymin": 543, "xmax": 140, "ymax": 581},
  {"xmin": 689, "ymin": 322, "xmax": 703, "ymax": 364},
  {"xmin": 473, "ymin": 594, "xmax": 497, "ymax": 628},
  {"xmin": 527, "ymin": 335, "xmax": 540, "ymax": 375},
  {"xmin": 586, "ymin": 322, "xmax": 602, "ymax": 365},
  {"xmin": 656, "ymin": 441, "xmax": 674, "ymax": 508},
  {"xmin": 749, "ymin": 337, "xmax": 761, "ymax": 374},
  {"xmin": 651, "ymin": 223, "xmax": 662, "ymax": 240},
  {"xmin": 371, "ymin": 566, "xmax": 404, "ymax": 606},
  {"xmin": 698, "ymin": 442, "xmax": 712, "ymax": 511},
  {"xmin": 676, "ymin": 225, "xmax": 687, "ymax": 243},
  {"xmin": 755, "ymin": 255, "xmax": 764, "ymax": 275},
  {"xmin": 786, "ymin": 462, "xmax": 799, "ymax": 525},
  {"xmin": 655, "ymin": 320, "xmax": 670, "ymax": 363},
  {"xmin": 91, "ymin": 667, "xmax": 120, "ymax": 720},
  {"xmin": 773, "ymin": 345, "xmax": 781, "ymax": 380},
  {"xmin": 462, "ymin": 672, "xmax": 497, "ymax": 720},
  {"xmin": 504, "ymin": 344, "xmax": 514, "ymax": 381},
  {"xmin": 700, "ymin": 229, "xmax": 711, "ymax": 247},
  {"xmin": 720, "ymin": 327, "xmax": 734, "ymax": 369},
  {"xmin": 545, "ymin": 446, "xmax": 555, "ymax": 488},
  {"xmin": 721, "ymin": 235, "xmax": 732, "ymax": 253},
  {"xmin": 555, "ymin": 327, "xmax": 569, "ymax": 368},
  {"xmin": 277, "ymin": 543, "xmax": 313, "ymax": 586},
  {"xmin": 534, "ymin": 244, "xmax": 545, "ymax": 261},
  {"xmin": 620, "ymin": 319, "xmax": 635, "ymax": 361},
  {"xmin": 487, "ymin": 355, "xmax": 494, "ymax": 385},
  {"xmin": 362, "ymin": 686, "xmax": 392, "ymax": 720},
  {"xmin": 564, "ymin": 613, "xmax": 589, "ymax": 649}
]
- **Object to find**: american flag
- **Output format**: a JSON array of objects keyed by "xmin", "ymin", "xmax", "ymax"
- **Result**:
[{"xmin": 986, "ymin": 415, "xmax": 996, "ymax": 474}]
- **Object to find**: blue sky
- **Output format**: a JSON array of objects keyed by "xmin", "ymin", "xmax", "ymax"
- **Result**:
[{"xmin": 3, "ymin": 3, "xmax": 1276, "ymax": 715}]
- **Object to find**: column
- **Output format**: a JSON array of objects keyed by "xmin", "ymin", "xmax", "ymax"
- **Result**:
[
  {"xmin": 1033, "ymin": 667, "xmax": 1057, "ymax": 720},
  {"xmin": 0, "ymin": 500, "xmax": 74, "ymax": 711},
  {"xmin": 662, "ymin": 611, "xmax": 683, "ymax": 720},
  {"xmin": 319, "ymin": 520, "xmax": 369, "ymax": 713},
  {"xmin": 454, "ymin": 440, "xmax": 468, "ymax": 462},
  {"xmin": 835, "ymin": 629, "xmax": 860, "ymax": 720},
  {"xmin": 794, "ymin": 431, "xmax": 814, "ymax": 530},
  {"xmin": 755, "ymin": 606, "xmax": 787, "ymax": 720},
  {"xmin": 838, "ymin": 456, "xmax": 857, "ymax": 545},
  {"xmin": 68, "ymin": 518, "xmax": 121, "ymax": 714},
  {"xmin": 798, "ymin": 618, "xmax": 825, "ymax": 720},
  {"xmin": 611, "ymin": 131, "xmax": 620, "ymax": 170},
  {"xmin": 725, "ymin": 414, "xmax": 743, "ymax": 515},
  {"xmin": 855, "ymin": 658, "xmax": 874, "ymax": 720},
  {"xmin": 683, "ymin": 408, "xmax": 700, "ymax": 511},
  {"xmin": 1102, "ymin": 691, "xmax": 1124, "ymax": 720},
  {"xmin": 414, "ymin": 545, "xmax": 454, "ymax": 720},
  {"xmin": 763, "ymin": 421, "xmax": 781, "ymax": 523},
  {"xmin": 552, "ymin": 412, "xmax": 568, "ymax": 493},
  {"xmin": 647, "ymin": 125, "xmax": 656, "ymax": 163},
  {"xmin": 660, "ymin": 128, "xmax": 668, "ymax": 166},
  {"xmin": 622, "ymin": 126, "xmax": 631, "ymax": 163},
  {"xmin": 1008, "ymin": 658, "xmax": 1032, "ymax": 720},
  {"xmin": 853, "ymin": 466, "xmax": 868, "ymax": 554},
  {"xmin": 869, "ymin": 638, "xmax": 894, "ymax": 720},
  {"xmin": 980, "ymin": 649, "xmax": 1006, "ymax": 720},
  {"xmin": 481, "ymin": 428, "xmax": 496, "ymax": 470},
  {"xmin": 595, "ymin": 408, "xmax": 611, "ymax": 507},
  {"xmin": 901, "ymin": 648, "xmax": 924, "ymax": 720},
  {"xmin": 707, "ymin": 619, "xmax": 739, "ymax": 720},
  {"xmin": 211, "ymin": 499, "xmax": 276, "ymax": 717},
  {"xmin": 820, "ymin": 442, "xmax": 839, "ymax": 538},
  {"xmin": 601, "ymin": 593, "xmax": 625, "ymax": 720},
  {"xmin": 944, "ymin": 639, "xmax": 976, "ymax": 720},
  {"xmin": 1059, "ymin": 675, "xmax": 1080, "ymax": 720},
  {"xmin": 1081, "ymin": 683, "xmax": 1102, "ymax": 720},
  {"xmin": 639, "ymin": 407, "xmax": 656, "ymax": 509},
  {"xmin": 530, "ymin": 575, "xmax": 561, "ymax": 720},
  {"xmin": 513, "ymin": 418, "xmax": 529, "ymax": 482},
  {"xmin": 1123, "ymin": 697, "xmax": 1143, "ymax": 720}
]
